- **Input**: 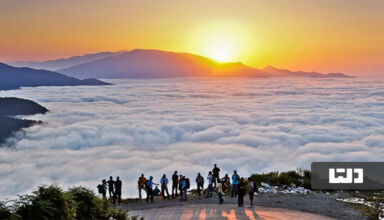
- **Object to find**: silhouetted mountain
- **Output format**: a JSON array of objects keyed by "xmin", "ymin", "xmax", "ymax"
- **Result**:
[
  {"xmin": 56, "ymin": 49, "xmax": 352, "ymax": 79},
  {"xmin": 262, "ymin": 65, "xmax": 353, "ymax": 78},
  {"xmin": 58, "ymin": 49, "xmax": 268, "ymax": 79},
  {"xmin": 9, "ymin": 51, "xmax": 127, "ymax": 71},
  {"xmin": 0, "ymin": 97, "xmax": 48, "ymax": 116},
  {"xmin": 0, "ymin": 117, "xmax": 39, "ymax": 146},
  {"xmin": 0, "ymin": 97, "xmax": 48, "ymax": 146},
  {"xmin": 0, "ymin": 62, "xmax": 111, "ymax": 91}
]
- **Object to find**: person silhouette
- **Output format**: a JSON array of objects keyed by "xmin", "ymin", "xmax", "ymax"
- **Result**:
[
  {"xmin": 172, "ymin": 171, "xmax": 179, "ymax": 198},
  {"xmin": 206, "ymin": 171, "xmax": 213, "ymax": 197},
  {"xmin": 195, "ymin": 173, "xmax": 204, "ymax": 196},
  {"xmin": 231, "ymin": 170, "xmax": 240, "ymax": 197},
  {"xmin": 248, "ymin": 177, "xmax": 256, "ymax": 206},
  {"xmin": 146, "ymin": 176, "xmax": 154, "ymax": 202},
  {"xmin": 180, "ymin": 176, "xmax": 189, "ymax": 201},
  {"xmin": 217, "ymin": 179, "xmax": 224, "ymax": 204},
  {"xmin": 114, "ymin": 176, "xmax": 122, "ymax": 205},
  {"xmin": 138, "ymin": 174, "xmax": 147, "ymax": 200},
  {"xmin": 160, "ymin": 174, "xmax": 170, "ymax": 199},
  {"xmin": 107, "ymin": 176, "xmax": 115, "ymax": 198},
  {"xmin": 238, "ymin": 178, "xmax": 246, "ymax": 207},
  {"xmin": 178, "ymin": 175, "xmax": 183, "ymax": 198},
  {"xmin": 101, "ymin": 179, "xmax": 107, "ymax": 198},
  {"xmin": 212, "ymin": 164, "xmax": 220, "ymax": 187}
]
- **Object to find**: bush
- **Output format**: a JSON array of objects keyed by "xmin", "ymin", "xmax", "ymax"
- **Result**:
[
  {"xmin": 278, "ymin": 171, "xmax": 301, "ymax": 186},
  {"xmin": 0, "ymin": 202, "xmax": 14, "ymax": 220},
  {"xmin": 250, "ymin": 170, "xmax": 311, "ymax": 188},
  {"xmin": 67, "ymin": 186, "xmax": 108, "ymax": 220},
  {"xmin": 14, "ymin": 185, "xmax": 75, "ymax": 220},
  {"xmin": 250, "ymin": 171, "xmax": 279, "ymax": 186},
  {"xmin": 303, "ymin": 170, "xmax": 311, "ymax": 189},
  {"xmin": 1, "ymin": 185, "xmax": 139, "ymax": 220}
]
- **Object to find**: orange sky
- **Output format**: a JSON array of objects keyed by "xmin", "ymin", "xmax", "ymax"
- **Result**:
[{"xmin": 0, "ymin": 0, "xmax": 383, "ymax": 76}]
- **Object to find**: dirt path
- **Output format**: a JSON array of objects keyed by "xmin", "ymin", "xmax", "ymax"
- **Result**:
[
  {"xmin": 121, "ymin": 193, "xmax": 366, "ymax": 219},
  {"xmin": 130, "ymin": 204, "xmax": 336, "ymax": 220}
]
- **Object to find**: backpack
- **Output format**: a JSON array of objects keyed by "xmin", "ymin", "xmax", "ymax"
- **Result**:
[
  {"xmin": 197, "ymin": 176, "xmax": 203, "ymax": 184},
  {"xmin": 186, "ymin": 178, "xmax": 190, "ymax": 189},
  {"xmin": 235, "ymin": 174, "xmax": 240, "ymax": 182},
  {"xmin": 145, "ymin": 180, "xmax": 151, "ymax": 190},
  {"xmin": 97, "ymin": 184, "xmax": 102, "ymax": 194}
]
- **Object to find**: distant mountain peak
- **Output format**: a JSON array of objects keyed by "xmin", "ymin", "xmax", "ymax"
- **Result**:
[{"xmin": 8, "ymin": 50, "xmax": 128, "ymax": 71}]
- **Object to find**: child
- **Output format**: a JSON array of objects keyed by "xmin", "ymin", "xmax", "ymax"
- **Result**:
[{"xmin": 217, "ymin": 179, "xmax": 224, "ymax": 204}]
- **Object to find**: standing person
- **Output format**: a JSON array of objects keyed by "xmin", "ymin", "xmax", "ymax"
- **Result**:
[
  {"xmin": 172, "ymin": 171, "xmax": 179, "ymax": 198},
  {"xmin": 181, "ymin": 176, "xmax": 189, "ymax": 201},
  {"xmin": 231, "ymin": 170, "xmax": 240, "ymax": 197},
  {"xmin": 195, "ymin": 173, "xmax": 204, "ymax": 196},
  {"xmin": 146, "ymin": 176, "xmax": 154, "ymax": 202},
  {"xmin": 107, "ymin": 176, "xmax": 115, "ymax": 199},
  {"xmin": 97, "ymin": 180, "xmax": 106, "ymax": 198},
  {"xmin": 178, "ymin": 175, "xmax": 183, "ymax": 198},
  {"xmin": 217, "ymin": 179, "xmax": 224, "ymax": 204},
  {"xmin": 212, "ymin": 164, "xmax": 220, "ymax": 187},
  {"xmin": 114, "ymin": 176, "xmax": 122, "ymax": 205},
  {"xmin": 138, "ymin": 174, "xmax": 147, "ymax": 200},
  {"xmin": 101, "ymin": 179, "xmax": 107, "ymax": 199},
  {"xmin": 206, "ymin": 171, "xmax": 214, "ymax": 197},
  {"xmin": 238, "ymin": 178, "xmax": 246, "ymax": 207},
  {"xmin": 248, "ymin": 177, "xmax": 256, "ymax": 207},
  {"xmin": 160, "ymin": 174, "xmax": 170, "ymax": 199}
]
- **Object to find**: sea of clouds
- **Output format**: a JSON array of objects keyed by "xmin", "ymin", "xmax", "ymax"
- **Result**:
[{"xmin": 1, "ymin": 77, "xmax": 384, "ymax": 199}]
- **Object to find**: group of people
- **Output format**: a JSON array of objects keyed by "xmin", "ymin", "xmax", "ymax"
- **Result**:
[
  {"xmin": 97, "ymin": 176, "xmax": 123, "ymax": 205},
  {"xmin": 137, "ymin": 164, "xmax": 258, "ymax": 207},
  {"xmin": 138, "ymin": 172, "xmax": 191, "ymax": 202}
]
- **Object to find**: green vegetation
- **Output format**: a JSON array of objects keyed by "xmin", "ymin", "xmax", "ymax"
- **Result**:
[
  {"xmin": 0, "ymin": 185, "xmax": 141, "ymax": 220},
  {"xmin": 250, "ymin": 169, "xmax": 311, "ymax": 188}
]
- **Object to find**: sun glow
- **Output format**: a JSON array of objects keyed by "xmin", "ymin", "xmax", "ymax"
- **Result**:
[
  {"xmin": 189, "ymin": 22, "xmax": 255, "ymax": 63},
  {"xmin": 204, "ymin": 36, "xmax": 237, "ymax": 62}
]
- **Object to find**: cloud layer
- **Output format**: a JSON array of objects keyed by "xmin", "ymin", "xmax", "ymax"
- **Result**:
[{"xmin": 1, "ymin": 77, "xmax": 384, "ymax": 198}]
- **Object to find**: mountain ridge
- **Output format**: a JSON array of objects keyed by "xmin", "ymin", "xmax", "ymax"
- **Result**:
[
  {"xmin": 57, "ymin": 49, "xmax": 353, "ymax": 79},
  {"xmin": 9, "ymin": 50, "xmax": 127, "ymax": 71},
  {"xmin": 0, "ymin": 62, "xmax": 111, "ymax": 91},
  {"xmin": 7, "ymin": 49, "xmax": 353, "ymax": 79}
]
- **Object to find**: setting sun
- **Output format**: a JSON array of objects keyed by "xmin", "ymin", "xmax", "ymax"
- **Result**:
[
  {"xmin": 188, "ymin": 21, "xmax": 255, "ymax": 63},
  {"xmin": 203, "ymin": 35, "xmax": 237, "ymax": 62}
]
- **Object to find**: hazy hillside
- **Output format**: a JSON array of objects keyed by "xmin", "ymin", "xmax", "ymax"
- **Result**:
[
  {"xmin": 0, "ymin": 62, "xmax": 111, "ymax": 91},
  {"xmin": 0, "ymin": 97, "xmax": 48, "ymax": 146},
  {"xmin": 263, "ymin": 65, "xmax": 354, "ymax": 78},
  {"xmin": 57, "ymin": 49, "xmax": 269, "ymax": 79},
  {"xmin": 57, "ymin": 49, "xmax": 352, "ymax": 79},
  {"xmin": 9, "ymin": 51, "xmax": 127, "ymax": 71},
  {"xmin": 0, "ymin": 117, "xmax": 39, "ymax": 145}
]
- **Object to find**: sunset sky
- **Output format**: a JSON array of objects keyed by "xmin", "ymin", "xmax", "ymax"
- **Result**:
[{"xmin": 1, "ymin": 0, "xmax": 383, "ymax": 76}]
